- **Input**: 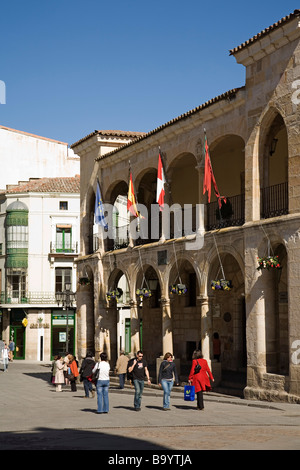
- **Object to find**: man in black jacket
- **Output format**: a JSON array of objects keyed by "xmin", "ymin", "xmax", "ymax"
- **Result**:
[
  {"xmin": 79, "ymin": 352, "xmax": 96, "ymax": 398},
  {"xmin": 128, "ymin": 350, "xmax": 151, "ymax": 410}
]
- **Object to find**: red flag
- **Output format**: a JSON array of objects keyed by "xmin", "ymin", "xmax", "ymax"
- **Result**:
[
  {"xmin": 203, "ymin": 135, "xmax": 222, "ymax": 208},
  {"xmin": 156, "ymin": 152, "xmax": 166, "ymax": 211}
]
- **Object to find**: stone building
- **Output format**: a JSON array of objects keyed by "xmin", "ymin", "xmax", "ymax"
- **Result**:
[{"xmin": 72, "ymin": 10, "xmax": 300, "ymax": 402}]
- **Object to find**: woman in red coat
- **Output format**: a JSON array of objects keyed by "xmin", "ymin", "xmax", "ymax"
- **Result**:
[{"xmin": 188, "ymin": 350, "xmax": 214, "ymax": 410}]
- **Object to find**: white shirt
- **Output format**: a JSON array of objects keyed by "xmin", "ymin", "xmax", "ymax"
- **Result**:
[{"xmin": 92, "ymin": 361, "xmax": 110, "ymax": 380}]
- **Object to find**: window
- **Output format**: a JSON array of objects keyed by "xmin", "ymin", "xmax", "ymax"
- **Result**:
[
  {"xmin": 56, "ymin": 225, "xmax": 72, "ymax": 252},
  {"xmin": 59, "ymin": 201, "xmax": 68, "ymax": 211},
  {"xmin": 7, "ymin": 269, "xmax": 27, "ymax": 302},
  {"xmin": 55, "ymin": 268, "xmax": 72, "ymax": 293}
]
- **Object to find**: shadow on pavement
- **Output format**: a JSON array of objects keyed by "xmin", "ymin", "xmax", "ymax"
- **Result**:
[{"xmin": 0, "ymin": 427, "xmax": 169, "ymax": 450}]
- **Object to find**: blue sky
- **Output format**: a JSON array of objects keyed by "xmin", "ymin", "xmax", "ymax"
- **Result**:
[{"xmin": 0, "ymin": 1, "xmax": 299, "ymax": 145}]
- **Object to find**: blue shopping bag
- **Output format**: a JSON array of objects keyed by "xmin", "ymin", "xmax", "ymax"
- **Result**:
[{"xmin": 184, "ymin": 385, "xmax": 195, "ymax": 401}]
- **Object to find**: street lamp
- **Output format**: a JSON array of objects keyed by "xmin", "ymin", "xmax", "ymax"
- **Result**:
[{"xmin": 55, "ymin": 282, "xmax": 76, "ymax": 354}]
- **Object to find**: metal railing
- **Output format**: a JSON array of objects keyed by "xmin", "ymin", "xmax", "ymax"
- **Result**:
[
  {"xmin": 261, "ymin": 182, "xmax": 288, "ymax": 219},
  {"xmin": 206, "ymin": 194, "xmax": 245, "ymax": 231},
  {"xmin": 1, "ymin": 291, "xmax": 57, "ymax": 304},
  {"xmin": 50, "ymin": 242, "xmax": 78, "ymax": 254}
]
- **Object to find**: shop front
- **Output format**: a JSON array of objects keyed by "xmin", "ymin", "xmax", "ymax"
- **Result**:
[{"xmin": 51, "ymin": 309, "xmax": 76, "ymax": 359}]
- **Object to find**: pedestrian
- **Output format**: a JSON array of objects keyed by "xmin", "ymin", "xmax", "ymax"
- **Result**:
[
  {"xmin": 126, "ymin": 353, "xmax": 135, "ymax": 387},
  {"xmin": 2, "ymin": 343, "xmax": 9, "ymax": 372},
  {"xmin": 158, "ymin": 352, "xmax": 180, "ymax": 410},
  {"xmin": 92, "ymin": 352, "xmax": 110, "ymax": 414},
  {"xmin": 63, "ymin": 352, "xmax": 70, "ymax": 385},
  {"xmin": 213, "ymin": 332, "xmax": 221, "ymax": 362},
  {"xmin": 9, "ymin": 339, "xmax": 15, "ymax": 362},
  {"xmin": 68, "ymin": 354, "xmax": 79, "ymax": 392},
  {"xmin": 51, "ymin": 355, "xmax": 58, "ymax": 384},
  {"xmin": 115, "ymin": 350, "xmax": 129, "ymax": 389},
  {"xmin": 127, "ymin": 350, "xmax": 151, "ymax": 411},
  {"xmin": 188, "ymin": 349, "xmax": 214, "ymax": 410},
  {"xmin": 54, "ymin": 356, "xmax": 65, "ymax": 392},
  {"xmin": 79, "ymin": 352, "xmax": 96, "ymax": 398}
]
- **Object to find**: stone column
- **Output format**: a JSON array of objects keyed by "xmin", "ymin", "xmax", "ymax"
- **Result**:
[
  {"xmin": 76, "ymin": 285, "xmax": 94, "ymax": 361},
  {"xmin": 94, "ymin": 299, "xmax": 109, "ymax": 361},
  {"xmin": 199, "ymin": 295, "xmax": 212, "ymax": 361},
  {"xmin": 161, "ymin": 297, "xmax": 173, "ymax": 355},
  {"xmin": 246, "ymin": 272, "xmax": 267, "ymax": 389},
  {"xmin": 129, "ymin": 298, "xmax": 140, "ymax": 353}
]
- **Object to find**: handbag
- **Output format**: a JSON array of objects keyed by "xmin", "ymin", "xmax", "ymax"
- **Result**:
[
  {"xmin": 67, "ymin": 373, "xmax": 75, "ymax": 381},
  {"xmin": 91, "ymin": 364, "xmax": 100, "ymax": 383},
  {"xmin": 184, "ymin": 385, "xmax": 195, "ymax": 401},
  {"xmin": 194, "ymin": 360, "xmax": 201, "ymax": 374}
]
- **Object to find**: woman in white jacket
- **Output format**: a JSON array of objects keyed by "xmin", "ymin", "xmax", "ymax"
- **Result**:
[
  {"xmin": 54, "ymin": 356, "xmax": 65, "ymax": 392},
  {"xmin": 92, "ymin": 352, "xmax": 110, "ymax": 414}
]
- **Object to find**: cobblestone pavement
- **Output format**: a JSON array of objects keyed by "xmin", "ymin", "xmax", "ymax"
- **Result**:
[{"xmin": 0, "ymin": 361, "xmax": 299, "ymax": 452}]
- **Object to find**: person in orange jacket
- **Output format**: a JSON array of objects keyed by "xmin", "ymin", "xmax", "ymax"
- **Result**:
[{"xmin": 188, "ymin": 349, "xmax": 214, "ymax": 410}]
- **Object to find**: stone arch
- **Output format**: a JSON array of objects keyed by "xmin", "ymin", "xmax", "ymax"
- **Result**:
[
  {"xmin": 135, "ymin": 263, "xmax": 162, "ymax": 365},
  {"xmin": 207, "ymin": 249, "xmax": 246, "ymax": 372},
  {"xmin": 256, "ymin": 235, "xmax": 289, "ymax": 375},
  {"xmin": 168, "ymin": 152, "xmax": 199, "ymax": 206},
  {"xmin": 258, "ymin": 107, "xmax": 288, "ymax": 218},
  {"xmin": 81, "ymin": 185, "xmax": 97, "ymax": 255},
  {"xmin": 168, "ymin": 256, "xmax": 200, "ymax": 363}
]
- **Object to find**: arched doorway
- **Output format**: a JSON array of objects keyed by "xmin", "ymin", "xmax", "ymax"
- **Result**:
[
  {"xmin": 208, "ymin": 251, "xmax": 246, "ymax": 374},
  {"xmin": 259, "ymin": 110, "xmax": 288, "ymax": 218},
  {"xmin": 169, "ymin": 257, "xmax": 199, "ymax": 363},
  {"xmin": 135, "ymin": 264, "xmax": 162, "ymax": 366},
  {"xmin": 264, "ymin": 243, "xmax": 288, "ymax": 375}
]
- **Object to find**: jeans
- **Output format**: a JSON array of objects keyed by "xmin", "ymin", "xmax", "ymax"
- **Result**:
[
  {"xmin": 83, "ymin": 378, "xmax": 93, "ymax": 397},
  {"xmin": 133, "ymin": 379, "xmax": 144, "ymax": 409},
  {"xmin": 161, "ymin": 379, "xmax": 174, "ymax": 409},
  {"xmin": 118, "ymin": 373, "xmax": 126, "ymax": 389},
  {"xmin": 96, "ymin": 380, "xmax": 109, "ymax": 413},
  {"xmin": 3, "ymin": 358, "xmax": 8, "ymax": 371}
]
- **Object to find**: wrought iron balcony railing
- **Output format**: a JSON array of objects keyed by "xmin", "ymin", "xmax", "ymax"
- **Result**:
[
  {"xmin": 261, "ymin": 181, "xmax": 288, "ymax": 219},
  {"xmin": 1, "ymin": 291, "xmax": 60, "ymax": 304},
  {"xmin": 206, "ymin": 193, "xmax": 245, "ymax": 231}
]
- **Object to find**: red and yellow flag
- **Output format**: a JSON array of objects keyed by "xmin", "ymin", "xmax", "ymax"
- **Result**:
[{"xmin": 127, "ymin": 172, "xmax": 140, "ymax": 217}]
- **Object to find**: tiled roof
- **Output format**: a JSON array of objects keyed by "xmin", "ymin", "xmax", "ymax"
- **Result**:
[
  {"xmin": 229, "ymin": 9, "xmax": 300, "ymax": 55},
  {"xmin": 71, "ymin": 129, "xmax": 146, "ymax": 148},
  {"xmin": 94, "ymin": 87, "xmax": 244, "ymax": 161},
  {"xmin": 3, "ymin": 175, "xmax": 80, "ymax": 194}
]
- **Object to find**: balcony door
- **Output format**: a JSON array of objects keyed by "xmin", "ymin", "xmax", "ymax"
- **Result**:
[{"xmin": 56, "ymin": 225, "xmax": 72, "ymax": 252}]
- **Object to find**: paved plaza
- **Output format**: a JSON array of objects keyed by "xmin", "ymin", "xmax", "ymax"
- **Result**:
[{"xmin": 0, "ymin": 361, "xmax": 299, "ymax": 453}]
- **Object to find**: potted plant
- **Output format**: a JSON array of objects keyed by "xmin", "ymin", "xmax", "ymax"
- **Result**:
[
  {"xmin": 78, "ymin": 276, "xmax": 91, "ymax": 286},
  {"xmin": 106, "ymin": 288, "xmax": 123, "ymax": 301},
  {"xmin": 257, "ymin": 255, "xmax": 281, "ymax": 271},
  {"xmin": 136, "ymin": 288, "xmax": 152, "ymax": 299},
  {"xmin": 169, "ymin": 283, "xmax": 187, "ymax": 295},
  {"xmin": 211, "ymin": 279, "xmax": 232, "ymax": 291}
]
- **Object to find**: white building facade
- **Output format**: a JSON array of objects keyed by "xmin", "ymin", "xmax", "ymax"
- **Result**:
[{"xmin": 0, "ymin": 177, "xmax": 80, "ymax": 360}]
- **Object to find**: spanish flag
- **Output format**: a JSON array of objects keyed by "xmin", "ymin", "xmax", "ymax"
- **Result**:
[{"xmin": 127, "ymin": 172, "xmax": 140, "ymax": 217}]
